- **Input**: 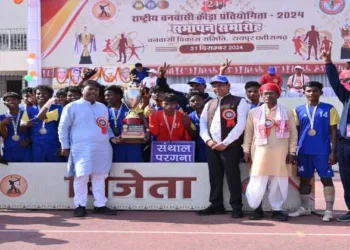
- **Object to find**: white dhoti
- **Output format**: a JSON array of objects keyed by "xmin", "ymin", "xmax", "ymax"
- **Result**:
[
  {"xmin": 246, "ymin": 176, "xmax": 288, "ymax": 211},
  {"xmin": 73, "ymin": 173, "xmax": 108, "ymax": 208}
]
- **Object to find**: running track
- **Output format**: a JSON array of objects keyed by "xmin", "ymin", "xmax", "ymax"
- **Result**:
[{"xmin": 1, "ymin": 174, "xmax": 349, "ymax": 250}]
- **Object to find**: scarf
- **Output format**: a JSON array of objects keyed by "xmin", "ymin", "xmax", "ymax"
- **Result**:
[
  {"xmin": 292, "ymin": 74, "xmax": 305, "ymax": 87},
  {"xmin": 253, "ymin": 104, "xmax": 290, "ymax": 146}
]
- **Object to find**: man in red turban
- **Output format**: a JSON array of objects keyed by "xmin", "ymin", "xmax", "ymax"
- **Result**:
[
  {"xmin": 242, "ymin": 81, "xmax": 298, "ymax": 221},
  {"xmin": 259, "ymin": 82, "xmax": 282, "ymax": 96}
]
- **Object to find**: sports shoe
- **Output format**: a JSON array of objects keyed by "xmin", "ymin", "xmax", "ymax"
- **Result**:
[
  {"xmin": 337, "ymin": 211, "xmax": 350, "ymax": 222},
  {"xmin": 288, "ymin": 207, "xmax": 311, "ymax": 217},
  {"xmin": 92, "ymin": 206, "xmax": 118, "ymax": 215},
  {"xmin": 74, "ymin": 205, "xmax": 87, "ymax": 217},
  {"xmin": 322, "ymin": 210, "xmax": 333, "ymax": 222}
]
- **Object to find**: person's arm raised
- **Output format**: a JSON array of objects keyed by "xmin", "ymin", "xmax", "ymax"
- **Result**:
[{"xmin": 323, "ymin": 50, "xmax": 348, "ymax": 103}]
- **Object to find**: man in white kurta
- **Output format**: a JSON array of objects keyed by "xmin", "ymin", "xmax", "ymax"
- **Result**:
[
  {"xmin": 243, "ymin": 83, "xmax": 298, "ymax": 221},
  {"xmin": 58, "ymin": 80, "xmax": 116, "ymax": 217}
]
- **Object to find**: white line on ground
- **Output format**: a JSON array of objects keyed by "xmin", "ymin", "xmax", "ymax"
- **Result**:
[
  {"xmin": 0, "ymin": 230, "xmax": 350, "ymax": 237},
  {"xmin": 314, "ymin": 198, "xmax": 343, "ymax": 200}
]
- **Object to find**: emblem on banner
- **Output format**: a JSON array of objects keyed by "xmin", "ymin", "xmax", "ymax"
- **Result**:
[
  {"xmin": 319, "ymin": 0, "xmax": 345, "ymax": 15},
  {"xmin": 92, "ymin": 1, "xmax": 116, "ymax": 20},
  {"xmin": 0, "ymin": 174, "xmax": 28, "ymax": 198},
  {"xmin": 201, "ymin": 0, "xmax": 229, "ymax": 12}
]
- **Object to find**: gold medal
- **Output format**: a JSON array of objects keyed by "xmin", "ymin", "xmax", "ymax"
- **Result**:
[
  {"xmin": 12, "ymin": 135, "xmax": 20, "ymax": 141},
  {"xmin": 39, "ymin": 128, "xmax": 47, "ymax": 135},
  {"xmin": 305, "ymin": 104, "xmax": 318, "ymax": 138},
  {"xmin": 308, "ymin": 129, "xmax": 316, "ymax": 136}
]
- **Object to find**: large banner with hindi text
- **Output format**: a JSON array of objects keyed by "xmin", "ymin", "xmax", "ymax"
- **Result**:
[
  {"xmin": 41, "ymin": 0, "xmax": 350, "ymax": 77},
  {"xmin": 0, "ymin": 163, "xmax": 314, "ymax": 211}
]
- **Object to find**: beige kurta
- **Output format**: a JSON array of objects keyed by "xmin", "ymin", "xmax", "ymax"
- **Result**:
[{"xmin": 242, "ymin": 106, "xmax": 298, "ymax": 177}]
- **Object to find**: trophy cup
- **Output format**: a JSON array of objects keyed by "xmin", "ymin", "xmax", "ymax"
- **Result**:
[
  {"xmin": 121, "ymin": 82, "xmax": 146, "ymax": 143},
  {"xmin": 340, "ymin": 23, "xmax": 350, "ymax": 59}
]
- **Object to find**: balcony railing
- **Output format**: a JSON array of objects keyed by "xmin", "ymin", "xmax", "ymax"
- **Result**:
[{"xmin": 0, "ymin": 28, "xmax": 27, "ymax": 51}]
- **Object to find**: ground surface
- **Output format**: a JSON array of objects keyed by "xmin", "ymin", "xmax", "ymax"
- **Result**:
[{"xmin": 1, "ymin": 174, "xmax": 349, "ymax": 250}]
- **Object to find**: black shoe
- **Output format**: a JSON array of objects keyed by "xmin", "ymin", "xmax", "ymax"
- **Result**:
[
  {"xmin": 231, "ymin": 209, "xmax": 244, "ymax": 219},
  {"xmin": 92, "ymin": 206, "xmax": 118, "ymax": 215},
  {"xmin": 337, "ymin": 211, "xmax": 350, "ymax": 222},
  {"xmin": 196, "ymin": 205, "xmax": 226, "ymax": 216},
  {"xmin": 74, "ymin": 205, "xmax": 87, "ymax": 217},
  {"xmin": 249, "ymin": 208, "xmax": 264, "ymax": 220},
  {"xmin": 271, "ymin": 211, "xmax": 288, "ymax": 221}
]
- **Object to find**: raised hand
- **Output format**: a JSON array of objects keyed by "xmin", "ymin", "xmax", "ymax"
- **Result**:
[
  {"xmin": 158, "ymin": 62, "xmax": 170, "ymax": 78},
  {"xmin": 321, "ymin": 50, "xmax": 332, "ymax": 63},
  {"xmin": 83, "ymin": 67, "xmax": 98, "ymax": 80},
  {"xmin": 219, "ymin": 58, "xmax": 231, "ymax": 75}
]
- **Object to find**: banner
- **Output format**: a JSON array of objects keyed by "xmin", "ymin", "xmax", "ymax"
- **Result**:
[
  {"xmin": 51, "ymin": 66, "xmax": 134, "ymax": 89},
  {"xmin": 151, "ymin": 141, "xmax": 195, "ymax": 162},
  {"xmin": 40, "ymin": 0, "xmax": 350, "ymax": 75},
  {"xmin": 0, "ymin": 163, "xmax": 314, "ymax": 211}
]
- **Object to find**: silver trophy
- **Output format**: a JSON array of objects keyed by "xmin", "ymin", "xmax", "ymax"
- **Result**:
[{"xmin": 121, "ymin": 82, "xmax": 146, "ymax": 142}]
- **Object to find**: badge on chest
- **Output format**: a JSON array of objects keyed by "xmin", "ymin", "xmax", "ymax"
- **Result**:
[{"xmin": 222, "ymin": 109, "xmax": 236, "ymax": 128}]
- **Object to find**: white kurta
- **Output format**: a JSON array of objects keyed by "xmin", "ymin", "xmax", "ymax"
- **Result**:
[{"xmin": 58, "ymin": 99, "xmax": 113, "ymax": 177}]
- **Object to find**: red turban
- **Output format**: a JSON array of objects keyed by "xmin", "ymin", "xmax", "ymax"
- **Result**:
[{"xmin": 259, "ymin": 83, "xmax": 281, "ymax": 96}]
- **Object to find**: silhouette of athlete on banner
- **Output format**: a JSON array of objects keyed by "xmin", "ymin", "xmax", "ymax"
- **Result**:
[
  {"xmin": 320, "ymin": 36, "xmax": 333, "ymax": 54},
  {"xmin": 103, "ymin": 39, "xmax": 118, "ymax": 57},
  {"xmin": 99, "ymin": 3, "xmax": 110, "ymax": 18},
  {"xmin": 303, "ymin": 25, "xmax": 320, "ymax": 60},
  {"xmin": 293, "ymin": 36, "xmax": 303, "ymax": 58},
  {"xmin": 117, "ymin": 34, "xmax": 128, "ymax": 63},
  {"xmin": 127, "ymin": 44, "xmax": 144, "ymax": 61},
  {"xmin": 7, "ymin": 177, "xmax": 21, "ymax": 195}
]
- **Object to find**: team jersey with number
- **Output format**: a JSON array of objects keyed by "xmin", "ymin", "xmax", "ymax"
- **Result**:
[{"xmin": 294, "ymin": 102, "xmax": 339, "ymax": 155}]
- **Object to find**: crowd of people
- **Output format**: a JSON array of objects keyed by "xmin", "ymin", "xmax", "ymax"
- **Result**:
[{"xmin": 0, "ymin": 52, "xmax": 349, "ymax": 222}]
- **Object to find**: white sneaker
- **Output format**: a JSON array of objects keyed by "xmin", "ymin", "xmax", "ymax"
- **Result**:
[
  {"xmin": 288, "ymin": 207, "xmax": 311, "ymax": 217},
  {"xmin": 322, "ymin": 210, "xmax": 333, "ymax": 222}
]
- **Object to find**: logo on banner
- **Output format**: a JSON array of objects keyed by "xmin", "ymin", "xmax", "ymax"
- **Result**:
[
  {"xmin": 201, "ymin": 0, "xmax": 229, "ymax": 12},
  {"xmin": 133, "ymin": 0, "xmax": 169, "ymax": 10},
  {"xmin": 319, "ymin": 0, "xmax": 345, "ymax": 15},
  {"xmin": 92, "ymin": 1, "xmax": 116, "ymax": 20},
  {"xmin": 0, "ymin": 175, "xmax": 28, "ymax": 198}
]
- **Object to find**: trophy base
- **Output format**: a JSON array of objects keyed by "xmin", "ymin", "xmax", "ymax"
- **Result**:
[
  {"xmin": 121, "ymin": 138, "xmax": 147, "ymax": 144},
  {"xmin": 79, "ymin": 55, "xmax": 92, "ymax": 64},
  {"xmin": 121, "ymin": 124, "xmax": 146, "ymax": 144},
  {"xmin": 341, "ymin": 47, "xmax": 350, "ymax": 59}
]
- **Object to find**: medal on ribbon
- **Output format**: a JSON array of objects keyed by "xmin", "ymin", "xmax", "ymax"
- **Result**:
[
  {"xmin": 305, "ymin": 104, "xmax": 318, "ymax": 137},
  {"xmin": 111, "ymin": 105, "xmax": 123, "ymax": 136},
  {"xmin": 222, "ymin": 109, "xmax": 236, "ymax": 128},
  {"xmin": 12, "ymin": 135, "xmax": 20, "ymax": 141},
  {"xmin": 9, "ymin": 111, "xmax": 21, "ymax": 141},
  {"xmin": 96, "ymin": 117, "xmax": 108, "ymax": 134},
  {"xmin": 39, "ymin": 127, "xmax": 47, "ymax": 134}
]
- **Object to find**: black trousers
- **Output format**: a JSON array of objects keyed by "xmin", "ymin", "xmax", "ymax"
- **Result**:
[
  {"xmin": 336, "ymin": 140, "xmax": 350, "ymax": 210},
  {"xmin": 206, "ymin": 145, "xmax": 242, "ymax": 210}
]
